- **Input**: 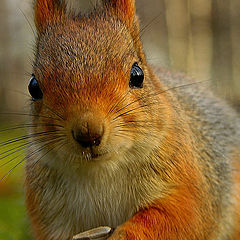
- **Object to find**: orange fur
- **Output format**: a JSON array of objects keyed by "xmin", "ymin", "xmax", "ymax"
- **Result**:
[
  {"xmin": 233, "ymin": 150, "xmax": 240, "ymax": 239},
  {"xmin": 34, "ymin": 0, "xmax": 65, "ymax": 33},
  {"xmin": 110, "ymin": 191, "xmax": 205, "ymax": 240},
  {"xmin": 103, "ymin": 0, "xmax": 135, "ymax": 28}
]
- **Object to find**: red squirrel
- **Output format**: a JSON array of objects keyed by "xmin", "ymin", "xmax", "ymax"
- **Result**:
[{"xmin": 25, "ymin": 0, "xmax": 240, "ymax": 239}]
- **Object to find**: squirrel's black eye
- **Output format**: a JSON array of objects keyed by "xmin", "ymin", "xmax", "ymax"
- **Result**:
[
  {"xmin": 28, "ymin": 75, "xmax": 43, "ymax": 100},
  {"xmin": 129, "ymin": 63, "xmax": 144, "ymax": 89}
]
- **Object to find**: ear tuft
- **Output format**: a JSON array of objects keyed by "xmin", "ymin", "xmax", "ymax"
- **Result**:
[
  {"xmin": 34, "ymin": 0, "xmax": 66, "ymax": 33},
  {"xmin": 103, "ymin": 0, "xmax": 135, "ymax": 28}
]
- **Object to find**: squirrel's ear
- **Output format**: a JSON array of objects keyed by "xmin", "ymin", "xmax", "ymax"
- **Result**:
[
  {"xmin": 103, "ymin": 0, "xmax": 135, "ymax": 28},
  {"xmin": 34, "ymin": 0, "xmax": 66, "ymax": 33}
]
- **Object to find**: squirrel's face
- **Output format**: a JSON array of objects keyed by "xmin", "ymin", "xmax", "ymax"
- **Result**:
[{"xmin": 28, "ymin": 0, "xmax": 164, "ymax": 169}]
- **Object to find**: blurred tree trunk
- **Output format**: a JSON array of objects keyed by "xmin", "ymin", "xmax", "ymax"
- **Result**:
[
  {"xmin": 164, "ymin": 0, "xmax": 190, "ymax": 72},
  {"xmin": 0, "ymin": 0, "xmax": 10, "ymax": 111},
  {"xmin": 230, "ymin": 0, "xmax": 240, "ymax": 106},
  {"xmin": 212, "ymin": 0, "xmax": 233, "ymax": 99},
  {"xmin": 189, "ymin": 0, "xmax": 212, "ymax": 82}
]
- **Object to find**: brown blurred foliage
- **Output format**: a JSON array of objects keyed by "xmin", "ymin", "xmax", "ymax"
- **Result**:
[{"xmin": 0, "ymin": 0, "xmax": 239, "ymax": 116}]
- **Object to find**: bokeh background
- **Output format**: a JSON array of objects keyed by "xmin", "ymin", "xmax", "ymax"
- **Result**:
[{"xmin": 0, "ymin": 0, "xmax": 240, "ymax": 239}]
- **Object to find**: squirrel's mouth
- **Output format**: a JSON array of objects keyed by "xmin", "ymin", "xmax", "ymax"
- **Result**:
[
  {"xmin": 89, "ymin": 152, "xmax": 101, "ymax": 159},
  {"xmin": 81, "ymin": 148, "xmax": 108, "ymax": 161}
]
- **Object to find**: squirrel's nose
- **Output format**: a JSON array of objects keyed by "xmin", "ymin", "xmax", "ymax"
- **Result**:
[{"xmin": 72, "ymin": 123, "xmax": 104, "ymax": 148}]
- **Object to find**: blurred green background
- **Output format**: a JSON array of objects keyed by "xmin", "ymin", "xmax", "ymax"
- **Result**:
[{"xmin": 0, "ymin": 0, "xmax": 240, "ymax": 239}]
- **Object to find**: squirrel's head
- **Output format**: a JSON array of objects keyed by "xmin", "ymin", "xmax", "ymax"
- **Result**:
[{"xmin": 30, "ymin": 0, "xmax": 165, "ymax": 169}]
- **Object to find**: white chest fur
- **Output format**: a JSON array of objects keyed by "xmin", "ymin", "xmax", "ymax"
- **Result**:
[{"xmin": 30, "ymin": 158, "xmax": 143, "ymax": 239}]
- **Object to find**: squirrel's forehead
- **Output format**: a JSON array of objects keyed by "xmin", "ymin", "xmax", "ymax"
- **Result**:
[
  {"xmin": 39, "ymin": 23, "xmax": 131, "ymax": 52},
  {"xmin": 41, "ymin": 19, "xmax": 131, "ymax": 50},
  {"xmin": 36, "ymin": 23, "xmax": 135, "ymax": 72}
]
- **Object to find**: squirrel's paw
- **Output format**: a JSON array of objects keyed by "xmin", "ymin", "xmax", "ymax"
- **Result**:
[
  {"xmin": 106, "ymin": 231, "xmax": 126, "ymax": 240},
  {"xmin": 107, "ymin": 226, "xmax": 133, "ymax": 240}
]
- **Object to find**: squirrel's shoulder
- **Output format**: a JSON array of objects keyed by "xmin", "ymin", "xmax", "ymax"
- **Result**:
[{"xmin": 154, "ymin": 66, "xmax": 240, "ymax": 146}]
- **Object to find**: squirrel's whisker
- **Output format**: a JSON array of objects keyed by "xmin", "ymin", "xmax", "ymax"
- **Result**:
[
  {"xmin": 116, "ymin": 129, "xmax": 160, "ymax": 139},
  {"xmin": 107, "ymin": 91, "xmax": 129, "ymax": 116},
  {"xmin": 0, "ymin": 138, "xmax": 64, "ymax": 182},
  {"xmin": 0, "ymin": 123, "xmax": 64, "ymax": 133},
  {"xmin": 0, "ymin": 112, "xmax": 63, "ymax": 121},
  {"xmin": 0, "ymin": 135, "xmax": 64, "ymax": 162},
  {"xmin": 0, "ymin": 158, "xmax": 26, "ymax": 182},
  {"xmin": 112, "ymin": 108, "xmax": 146, "ymax": 122},
  {"xmin": 0, "ymin": 131, "xmax": 64, "ymax": 147}
]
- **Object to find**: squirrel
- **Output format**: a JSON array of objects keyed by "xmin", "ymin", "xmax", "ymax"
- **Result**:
[{"xmin": 24, "ymin": 0, "xmax": 240, "ymax": 239}]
